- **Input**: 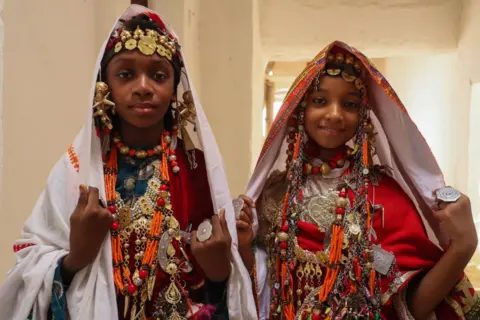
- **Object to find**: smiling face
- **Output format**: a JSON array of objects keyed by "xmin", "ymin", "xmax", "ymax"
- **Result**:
[
  {"xmin": 304, "ymin": 76, "xmax": 362, "ymax": 150},
  {"xmin": 106, "ymin": 50, "xmax": 175, "ymax": 131}
]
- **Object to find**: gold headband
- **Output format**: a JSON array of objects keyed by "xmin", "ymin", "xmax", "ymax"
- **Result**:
[
  {"xmin": 325, "ymin": 52, "xmax": 366, "ymax": 92},
  {"xmin": 114, "ymin": 26, "xmax": 177, "ymax": 61}
]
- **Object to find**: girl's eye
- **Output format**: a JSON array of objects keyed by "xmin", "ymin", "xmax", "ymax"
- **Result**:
[
  {"xmin": 312, "ymin": 97, "xmax": 327, "ymax": 105},
  {"xmin": 153, "ymin": 72, "xmax": 167, "ymax": 81},
  {"xmin": 117, "ymin": 70, "xmax": 133, "ymax": 79},
  {"xmin": 344, "ymin": 101, "xmax": 360, "ymax": 109}
]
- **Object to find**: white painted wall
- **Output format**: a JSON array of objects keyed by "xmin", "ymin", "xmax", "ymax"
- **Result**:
[
  {"xmin": 468, "ymin": 84, "xmax": 480, "ymax": 218},
  {"xmin": 459, "ymin": 0, "xmax": 480, "ymax": 83},
  {"xmin": 151, "ymin": 0, "xmax": 202, "ymax": 97},
  {"xmin": 197, "ymin": 0, "xmax": 266, "ymax": 195},
  {"xmin": 260, "ymin": 0, "xmax": 462, "ymax": 61},
  {"xmin": 382, "ymin": 53, "xmax": 471, "ymax": 192},
  {"xmin": 459, "ymin": 0, "xmax": 480, "ymax": 228}
]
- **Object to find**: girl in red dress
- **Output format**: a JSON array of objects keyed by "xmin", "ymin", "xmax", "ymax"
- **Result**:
[{"xmin": 237, "ymin": 41, "xmax": 479, "ymax": 319}]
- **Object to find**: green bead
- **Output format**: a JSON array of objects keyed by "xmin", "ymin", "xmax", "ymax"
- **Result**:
[{"xmin": 375, "ymin": 312, "xmax": 380, "ymax": 320}]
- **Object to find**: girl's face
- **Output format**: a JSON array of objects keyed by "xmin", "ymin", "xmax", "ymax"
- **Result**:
[
  {"xmin": 106, "ymin": 50, "xmax": 175, "ymax": 130},
  {"xmin": 304, "ymin": 76, "xmax": 362, "ymax": 151}
]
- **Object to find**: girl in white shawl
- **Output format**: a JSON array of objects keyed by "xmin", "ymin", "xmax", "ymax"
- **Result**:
[{"xmin": 0, "ymin": 5, "xmax": 256, "ymax": 320}]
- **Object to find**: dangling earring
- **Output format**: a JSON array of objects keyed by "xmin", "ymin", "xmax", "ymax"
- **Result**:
[
  {"xmin": 174, "ymin": 91, "xmax": 198, "ymax": 169},
  {"xmin": 93, "ymin": 81, "xmax": 116, "ymax": 134},
  {"xmin": 176, "ymin": 91, "xmax": 196, "ymax": 130},
  {"xmin": 93, "ymin": 81, "xmax": 116, "ymax": 155}
]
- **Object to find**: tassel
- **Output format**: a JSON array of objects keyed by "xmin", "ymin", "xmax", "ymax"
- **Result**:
[
  {"xmin": 369, "ymin": 269, "xmax": 376, "ymax": 296},
  {"xmin": 366, "ymin": 201, "xmax": 371, "ymax": 229},
  {"xmin": 319, "ymin": 224, "xmax": 344, "ymax": 302},
  {"xmin": 362, "ymin": 138, "xmax": 369, "ymax": 166}
]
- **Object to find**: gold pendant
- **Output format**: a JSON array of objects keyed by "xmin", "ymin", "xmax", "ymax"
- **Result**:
[
  {"xmin": 167, "ymin": 243, "xmax": 176, "ymax": 257},
  {"xmin": 124, "ymin": 295, "xmax": 130, "ymax": 318},
  {"xmin": 141, "ymin": 287, "xmax": 148, "ymax": 304},
  {"xmin": 138, "ymin": 311, "xmax": 147, "ymax": 320},
  {"xmin": 147, "ymin": 178, "xmax": 161, "ymax": 191},
  {"xmin": 169, "ymin": 311, "xmax": 186, "ymax": 320},
  {"xmin": 315, "ymin": 264, "xmax": 322, "ymax": 277},
  {"xmin": 160, "ymin": 191, "xmax": 168, "ymax": 199},
  {"xmin": 148, "ymin": 274, "xmax": 156, "ymax": 301},
  {"xmin": 139, "ymin": 196, "xmax": 154, "ymax": 216},
  {"xmin": 168, "ymin": 216, "xmax": 179, "ymax": 229},
  {"xmin": 118, "ymin": 206, "xmax": 131, "ymax": 229},
  {"xmin": 165, "ymin": 281, "xmax": 182, "ymax": 304},
  {"xmin": 137, "ymin": 300, "xmax": 147, "ymax": 320},
  {"xmin": 130, "ymin": 302, "xmax": 137, "ymax": 320},
  {"xmin": 132, "ymin": 269, "xmax": 142, "ymax": 288}
]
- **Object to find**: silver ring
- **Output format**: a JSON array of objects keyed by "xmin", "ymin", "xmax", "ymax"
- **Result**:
[
  {"xmin": 233, "ymin": 197, "xmax": 245, "ymax": 220},
  {"xmin": 435, "ymin": 186, "xmax": 461, "ymax": 203},
  {"xmin": 196, "ymin": 220, "xmax": 213, "ymax": 243}
]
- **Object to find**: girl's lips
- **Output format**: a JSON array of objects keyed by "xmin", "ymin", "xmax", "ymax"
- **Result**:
[
  {"xmin": 130, "ymin": 103, "xmax": 156, "ymax": 115},
  {"xmin": 319, "ymin": 127, "xmax": 343, "ymax": 136}
]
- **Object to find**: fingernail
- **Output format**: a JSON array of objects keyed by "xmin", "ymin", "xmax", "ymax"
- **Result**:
[{"xmin": 79, "ymin": 185, "xmax": 87, "ymax": 192}]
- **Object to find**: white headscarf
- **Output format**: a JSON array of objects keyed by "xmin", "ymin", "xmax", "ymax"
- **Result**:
[
  {"xmin": 0, "ymin": 5, "xmax": 256, "ymax": 320},
  {"xmin": 246, "ymin": 41, "xmax": 448, "ymax": 319}
]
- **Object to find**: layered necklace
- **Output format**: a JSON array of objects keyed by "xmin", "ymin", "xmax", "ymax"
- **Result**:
[
  {"xmin": 105, "ymin": 130, "xmax": 192, "ymax": 320},
  {"xmin": 267, "ymin": 103, "xmax": 399, "ymax": 320}
]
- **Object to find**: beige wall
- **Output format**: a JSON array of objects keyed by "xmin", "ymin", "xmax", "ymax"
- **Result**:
[
  {"xmin": 383, "ymin": 53, "xmax": 471, "ymax": 192},
  {"xmin": 460, "ymin": 0, "xmax": 480, "ymax": 223},
  {"xmin": 1, "ymin": 0, "xmax": 94, "ymax": 278},
  {"xmin": 260, "ymin": 0, "xmax": 461, "ymax": 61},
  {"xmin": 152, "ymin": 0, "xmax": 265, "ymax": 194},
  {"xmin": 459, "ymin": 0, "xmax": 480, "ymax": 83},
  {"xmin": 0, "ymin": 0, "xmax": 128, "ymax": 279},
  {"xmin": 0, "ymin": 0, "xmax": 4, "ymax": 216},
  {"xmin": 197, "ymin": 0, "xmax": 265, "ymax": 195},
  {"xmin": 150, "ymin": 0, "xmax": 202, "ymax": 94},
  {"xmin": 469, "ymin": 85, "xmax": 480, "ymax": 218}
]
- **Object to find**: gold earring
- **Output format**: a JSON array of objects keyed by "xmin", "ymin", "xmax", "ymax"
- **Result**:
[
  {"xmin": 93, "ymin": 82, "xmax": 116, "ymax": 133},
  {"xmin": 177, "ymin": 91, "xmax": 196, "ymax": 129}
]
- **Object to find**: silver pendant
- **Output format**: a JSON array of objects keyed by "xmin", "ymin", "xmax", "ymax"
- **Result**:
[
  {"xmin": 196, "ymin": 220, "xmax": 213, "ymax": 243},
  {"xmin": 232, "ymin": 198, "xmax": 245, "ymax": 219},
  {"xmin": 373, "ymin": 245, "xmax": 394, "ymax": 275},
  {"xmin": 435, "ymin": 186, "xmax": 461, "ymax": 203}
]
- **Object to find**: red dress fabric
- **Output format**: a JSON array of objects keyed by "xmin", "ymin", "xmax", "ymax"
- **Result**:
[{"xmin": 295, "ymin": 174, "xmax": 478, "ymax": 319}]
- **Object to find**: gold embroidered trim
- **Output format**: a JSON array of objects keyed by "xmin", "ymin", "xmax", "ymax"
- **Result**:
[
  {"xmin": 465, "ymin": 295, "xmax": 480, "ymax": 320},
  {"xmin": 455, "ymin": 276, "xmax": 479, "ymax": 315},
  {"xmin": 382, "ymin": 270, "xmax": 419, "ymax": 305}
]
